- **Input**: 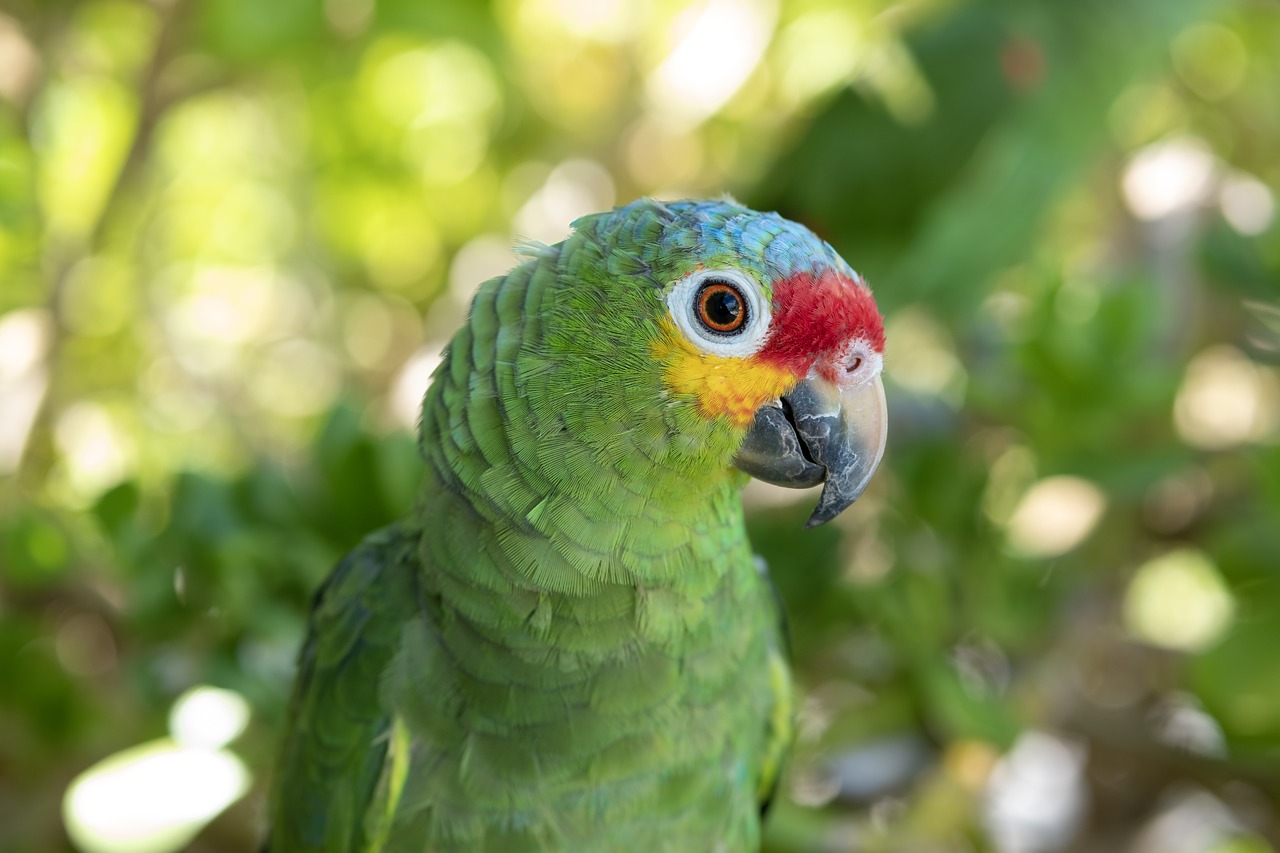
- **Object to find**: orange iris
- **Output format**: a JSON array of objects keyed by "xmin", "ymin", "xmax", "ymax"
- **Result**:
[{"xmin": 696, "ymin": 281, "xmax": 747, "ymax": 334}]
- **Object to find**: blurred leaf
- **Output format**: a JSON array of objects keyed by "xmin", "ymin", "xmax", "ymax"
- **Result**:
[{"xmin": 1192, "ymin": 604, "xmax": 1280, "ymax": 748}]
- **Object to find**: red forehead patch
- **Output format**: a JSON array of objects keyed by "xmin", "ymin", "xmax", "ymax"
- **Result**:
[{"xmin": 757, "ymin": 270, "xmax": 885, "ymax": 374}]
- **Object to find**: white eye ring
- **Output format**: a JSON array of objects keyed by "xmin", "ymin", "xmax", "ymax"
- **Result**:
[{"xmin": 665, "ymin": 268, "xmax": 772, "ymax": 359}]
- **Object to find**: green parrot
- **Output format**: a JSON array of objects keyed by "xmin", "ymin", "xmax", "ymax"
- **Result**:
[{"xmin": 268, "ymin": 198, "xmax": 887, "ymax": 851}]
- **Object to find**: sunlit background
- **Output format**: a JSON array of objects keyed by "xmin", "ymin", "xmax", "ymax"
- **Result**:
[{"xmin": 1, "ymin": 0, "xmax": 1278, "ymax": 850}]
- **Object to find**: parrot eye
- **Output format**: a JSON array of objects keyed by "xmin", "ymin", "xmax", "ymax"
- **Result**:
[
  {"xmin": 695, "ymin": 281, "xmax": 747, "ymax": 334},
  {"xmin": 666, "ymin": 268, "xmax": 772, "ymax": 358}
]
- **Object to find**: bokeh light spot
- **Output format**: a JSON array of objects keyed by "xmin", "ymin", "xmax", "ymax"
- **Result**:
[
  {"xmin": 1004, "ymin": 476, "xmax": 1106, "ymax": 559},
  {"xmin": 0, "ymin": 308, "xmax": 52, "ymax": 471},
  {"xmin": 623, "ymin": 116, "xmax": 705, "ymax": 188},
  {"xmin": 208, "ymin": 182, "xmax": 298, "ymax": 262},
  {"xmin": 774, "ymin": 9, "xmax": 862, "ymax": 106},
  {"xmin": 1172, "ymin": 23, "xmax": 1247, "ymax": 101},
  {"xmin": 367, "ymin": 40, "xmax": 500, "ymax": 129},
  {"xmin": 1219, "ymin": 173, "xmax": 1276, "ymax": 236},
  {"xmin": 63, "ymin": 740, "xmax": 250, "ymax": 853},
  {"xmin": 1122, "ymin": 136, "xmax": 1217, "ymax": 221},
  {"xmin": 983, "ymin": 731, "xmax": 1088, "ymax": 853},
  {"xmin": 54, "ymin": 401, "xmax": 136, "ymax": 500},
  {"xmin": 1054, "ymin": 278, "xmax": 1100, "ymax": 325},
  {"xmin": 60, "ymin": 256, "xmax": 135, "ymax": 336},
  {"xmin": 539, "ymin": 0, "xmax": 638, "ymax": 43},
  {"xmin": 450, "ymin": 235, "xmax": 517, "ymax": 302},
  {"xmin": 408, "ymin": 119, "xmax": 488, "ymax": 187},
  {"xmin": 248, "ymin": 340, "xmax": 342, "ymax": 418},
  {"xmin": 140, "ymin": 359, "xmax": 217, "ymax": 434},
  {"xmin": 1125, "ymin": 548, "xmax": 1234, "ymax": 652},
  {"xmin": 645, "ymin": 0, "xmax": 777, "ymax": 127},
  {"xmin": 358, "ymin": 202, "xmax": 442, "ymax": 290},
  {"xmin": 1174, "ymin": 345, "xmax": 1280, "ymax": 449},
  {"xmin": 514, "ymin": 159, "xmax": 615, "ymax": 244},
  {"xmin": 32, "ymin": 76, "xmax": 136, "ymax": 238},
  {"xmin": 342, "ymin": 293, "xmax": 396, "ymax": 369},
  {"xmin": 166, "ymin": 265, "xmax": 283, "ymax": 349},
  {"xmin": 324, "ymin": 0, "xmax": 373, "ymax": 37},
  {"xmin": 390, "ymin": 345, "xmax": 445, "ymax": 429},
  {"xmin": 1109, "ymin": 84, "xmax": 1186, "ymax": 148},
  {"xmin": 884, "ymin": 307, "xmax": 967, "ymax": 406},
  {"xmin": 0, "ymin": 14, "xmax": 39, "ymax": 103},
  {"xmin": 169, "ymin": 685, "xmax": 250, "ymax": 750},
  {"xmin": 982, "ymin": 445, "xmax": 1038, "ymax": 526}
]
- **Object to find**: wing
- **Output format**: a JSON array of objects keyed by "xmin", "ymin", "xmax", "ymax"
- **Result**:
[
  {"xmin": 267, "ymin": 522, "xmax": 421, "ymax": 852},
  {"xmin": 755, "ymin": 556, "xmax": 795, "ymax": 817}
]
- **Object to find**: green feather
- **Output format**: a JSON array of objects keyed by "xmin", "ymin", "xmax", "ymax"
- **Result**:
[{"xmin": 268, "ymin": 199, "xmax": 820, "ymax": 851}]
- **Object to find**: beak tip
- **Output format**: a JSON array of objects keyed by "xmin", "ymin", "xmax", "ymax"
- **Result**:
[
  {"xmin": 803, "ymin": 477, "xmax": 872, "ymax": 528},
  {"xmin": 734, "ymin": 375, "xmax": 887, "ymax": 528}
]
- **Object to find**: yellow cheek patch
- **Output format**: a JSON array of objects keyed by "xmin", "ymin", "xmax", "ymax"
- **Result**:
[{"xmin": 652, "ymin": 318, "xmax": 795, "ymax": 427}]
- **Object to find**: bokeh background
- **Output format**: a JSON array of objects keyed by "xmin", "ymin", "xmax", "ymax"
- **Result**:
[{"xmin": 1, "ymin": 0, "xmax": 1278, "ymax": 850}]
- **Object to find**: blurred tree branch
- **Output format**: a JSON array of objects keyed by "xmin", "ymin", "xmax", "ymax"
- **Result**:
[{"xmin": 17, "ymin": 0, "xmax": 220, "ymax": 485}]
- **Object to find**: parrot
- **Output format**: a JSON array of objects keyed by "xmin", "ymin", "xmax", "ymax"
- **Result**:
[{"xmin": 267, "ymin": 197, "xmax": 887, "ymax": 852}]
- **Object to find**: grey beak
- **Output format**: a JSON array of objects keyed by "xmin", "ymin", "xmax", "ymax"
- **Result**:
[{"xmin": 733, "ymin": 374, "xmax": 887, "ymax": 527}]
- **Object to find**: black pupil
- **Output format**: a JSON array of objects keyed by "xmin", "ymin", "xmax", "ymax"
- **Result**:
[{"xmin": 703, "ymin": 286, "xmax": 742, "ymax": 329}]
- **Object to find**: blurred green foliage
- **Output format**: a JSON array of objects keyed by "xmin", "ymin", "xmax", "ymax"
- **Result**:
[{"xmin": 1, "ymin": 0, "xmax": 1279, "ymax": 851}]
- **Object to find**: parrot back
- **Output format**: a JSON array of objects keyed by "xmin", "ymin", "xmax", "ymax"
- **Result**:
[{"xmin": 267, "ymin": 523, "xmax": 421, "ymax": 852}]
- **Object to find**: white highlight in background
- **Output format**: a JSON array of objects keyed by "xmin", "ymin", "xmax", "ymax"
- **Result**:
[
  {"xmin": 1121, "ymin": 137, "xmax": 1217, "ymax": 221},
  {"xmin": 645, "ymin": 0, "xmax": 777, "ymax": 127},
  {"xmin": 169, "ymin": 686, "xmax": 250, "ymax": 750},
  {"xmin": 54, "ymin": 402, "xmax": 136, "ymax": 500},
  {"xmin": 0, "ymin": 308, "xmax": 51, "ymax": 473},
  {"xmin": 983, "ymin": 731, "xmax": 1088, "ymax": 853},
  {"xmin": 391, "ymin": 346, "xmax": 445, "ymax": 429},
  {"xmin": 1219, "ymin": 172, "xmax": 1276, "ymax": 236},
  {"xmin": 63, "ymin": 686, "xmax": 252, "ymax": 853}
]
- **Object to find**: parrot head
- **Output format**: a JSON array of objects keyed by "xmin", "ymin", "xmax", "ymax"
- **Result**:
[{"xmin": 546, "ymin": 198, "xmax": 887, "ymax": 527}]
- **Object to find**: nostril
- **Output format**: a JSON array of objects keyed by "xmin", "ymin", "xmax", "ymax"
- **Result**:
[{"xmin": 846, "ymin": 356, "xmax": 863, "ymax": 373}]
